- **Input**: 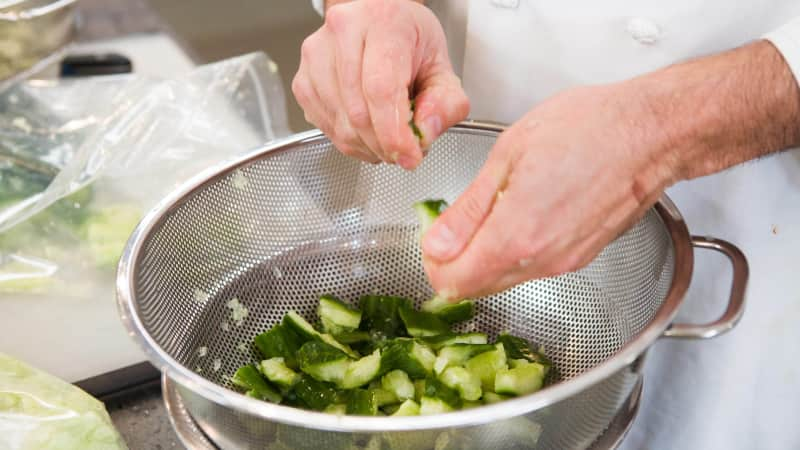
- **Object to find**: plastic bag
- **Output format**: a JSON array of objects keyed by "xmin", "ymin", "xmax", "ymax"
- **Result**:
[
  {"xmin": 0, "ymin": 51, "xmax": 290, "ymax": 292},
  {"xmin": 0, "ymin": 352, "xmax": 127, "ymax": 450}
]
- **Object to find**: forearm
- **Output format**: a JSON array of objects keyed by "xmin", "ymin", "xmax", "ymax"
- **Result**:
[
  {"xmin": 633, "ymin": 40, "xmax": 800, "ymax": 183},
  {"xmin": 325, "ymin": 0, "xmax": 424, "ymax": 12}
]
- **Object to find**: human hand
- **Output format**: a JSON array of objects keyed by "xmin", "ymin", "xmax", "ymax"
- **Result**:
[
  {"xmin": 292, "ymin": 0, "xmax": 469, "ymax": 169},
  {"xmin": 420, "ymin": 84, "xmax": 677, "ymax": 299}
]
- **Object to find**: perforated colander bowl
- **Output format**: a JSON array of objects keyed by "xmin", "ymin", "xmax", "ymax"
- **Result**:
[{"xmin": 117, "ymin": 122, "xmax": 748, "ymax": 450}]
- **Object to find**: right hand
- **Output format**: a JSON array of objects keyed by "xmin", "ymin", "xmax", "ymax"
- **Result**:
[{"xmin": 292, "ymin": 0, "xmax": 469, "ymax": 169}]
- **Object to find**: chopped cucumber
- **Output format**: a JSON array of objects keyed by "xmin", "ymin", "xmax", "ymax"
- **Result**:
[
  {"xmin": 324, "ymin": 403, "xmax": 347, "ymax": 415},
  {"xmin": 259, "ymin": 357, "xmax": 301, "ymax": 389},
  {"xmin": 340, "ymin": 349, "xmax": 382, "ymax": 389},
  {"xmin": 414, "ymin": 379, "xmax": 426, "ymax": 403},
  {"xmin": 297, "ymin": 341, "xmax": 351, "ymax": 385},
  {"xmin": 371, "ymin": 387, "xmax": 398, "ymax": 406},
  {"xmin": 398, "ymin": 305, "xmax": 450, "ymax": 337},
  {"xmin": 318, "ymin": 295, "xmax": 362, "ymax": 335},
  {"xmin": 381, "ymin": 370, "xmax": 415, "ymax": 401},
  {"xmin": 358, "ymin": 295, "xmax": 412, "ymax": 338},
  {"xmin": 494, "ymin": 363, "xmax": 546, "ymax": 396},
  {"xmin": 482, "ymin": 391, "xmax": 512, "ymax": 404},
  {"xmin": 433, "ymin": 343, "xmax": 495, "ymax": 375},
  {"xmin": 332, "ymin": 331, "xmax": 371, "ymax": 345},
  {"xmin": 380, "ymin": 339, "xmax": 435, "ymax": 379},
  {"xmin": 509, "ymin": 358, "xmax": 532, "ymax": 369},
  {"xmin": 413, "ymin": 199, "xmax": 448, "ymax": 237},
  {"xmin": 391, "ymin": 399, "xmax": 421, "ymax": 416},
  {"xmin": 422, "ymin": 333, "xmax": 488, "ymax": 350},
  {"xmin": 465, "ymin": 343, "xmax": 508, "ymax": 391},
  {"xmin": 346, "ymin": 389, "xmax": 378, "ymax": 416},
  {"xmin": 283, "ymin": 310, "xmax": 319, "ymax": 342},
  {"xmin": 420, "ymin": 396, "xmax": 454, "ymax": 415},
  {"xmin": 231, "ymin": 365, "xmax": 282, "ymax": 403},
  {"xmin": 254, "ymin": 324, "xmax": 303, "ymax": 369},
  {"xmin": 294, "ymin": 375, "xmax": 340, "ymax": 411},
  {"xmin": 497, "ymin": 333, "xmax": 551, "ymax": 373},
  {"xmin": 319, "ymin": 333, "xmax": 359, "ymax": 359},
  {"xmin": 462, "ymin": 400, "xmax": 482, "ymax": 409},
  {"xmin": 439, "ymin": 366, "xmax": 482, "ymax": 401},
  {"xmin": 420, "ymin": 296, "xmax": 475, "ymax": 323},
  {"xmin": 424, "ymin": 375, "xmax": 461, "ymax": 408}
]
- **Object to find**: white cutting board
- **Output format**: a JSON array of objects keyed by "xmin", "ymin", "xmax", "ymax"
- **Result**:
[{"xmin": 0, "ymin": 33, "xmax": 197, "ymax": 383}]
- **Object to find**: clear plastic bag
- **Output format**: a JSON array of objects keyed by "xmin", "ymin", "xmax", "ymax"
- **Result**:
[
  {"xmin": 0, "ymin": 51, "xmax": 291, "ymax": 448},
  {"xmin": 0, "ymin": 51, "xmax": 290, "ymax": 292},
  {"xmin": 0, "ymin": 352, "xmax": 127, "ymax": 450}
]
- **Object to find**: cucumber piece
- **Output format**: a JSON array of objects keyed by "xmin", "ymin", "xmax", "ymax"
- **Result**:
[
  {"xmin": 381, "ymin": 370, "xmax": 415, "ymax": 401},
  {"xmin": 439, "ymin": 366, "xmax": 482, "ymax": 401},
  {"xmin": 424, "ymin": 375, "xmax": 461, "ymax": 408},
  {"xmin": 283, "ymin": 310, "xmax": 319, "ymax": 342},
  {"xmin": 433, "ymin": 343, "xmax": 495, "ymax": 375},
  {"xmin": 509, "ymin": 358, "xmax": 532, "ymax": 369},
  {"xmin": 494, "ymin": 363, "xmax": 546, "ymax": 396},
  {"xmin": 482, "ymin": 391, "xmax": 512, "ymax": 404},
  {"xmin": 420, "ymin": 296, "xmax": 475, "ymax": 323},
  {"xmin": 380, "ymin": 339, "xmax": 436, "ymax": 379},
  {"xmin": 319, "ymin": 333, "xmax": 360, "ymax": 359},
  {"xmin": 413, "ymin": 199, "xmax": 448, "ymax": 237},
  {"xmin": 371, "ymin": 387, "xmax": 398, "ymax": 406},
  {"xmin": 297, "ymin": 340, "xmax": 351, "ymax": 385},
  {"xmin": 254, "ymin": 324, "xmax": 303, "ymax": 369},
  {"xmin": 358, "ymin": 295, "xmax": 413, "ymax": 338},
  {"xmin": 332, "ymin": 331, "xmax": 371, "ymax": 345},
  {"xmin": 422, "ymin": 333, "xmax": 488, "ymax": 350},
  {"xmin": 259, "ymin": 357, "xmax": 301, "ymax": 389},
  {"xmin": 318, "ymin": 295, "xmax": 362, "ymax": 335},
  {"xmin": 231, "ymin": 365, "xmax": 282, "ymax": 403},
  {"xmin": 391, "ymin": 399, "xmax": 421, "ymax": 416},
  {"xmin": 462, "ymin": 400, "xmax": 482, "ymax": 409},
  {"xmin": 293, "ymin": 375, "xmax": 341, "ymax": 411},
  {"xmin": 323, "ymin": 403, "xmax": 347, "ymax": 415},
  {"xmin": 465, "ymin": 343, "xmax": 508, "ymax": 391},
  {"xmin": 419, "ymin": 396, "xmax": 454, "ymax": 415},
  {"xmin": 398, "ymin": 305, "xmax": 450, "ymax": 337},
  {"xmin": 497, "ymin": 333, "xmax": 551, "ymax": 373},
  {"xmin": 346, "ymin": 388, "xmax": 378, "ymax": 415},
  {"xmin": 414, "ymin": 379, "xmax": 426, "ymax": 402},
  {"xmin": 340, "ymin": 349, "xmax": 382, "ymax": 389}
]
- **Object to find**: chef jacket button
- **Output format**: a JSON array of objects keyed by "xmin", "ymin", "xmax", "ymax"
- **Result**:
[{"xmin": 626, "ymin": 17, "xmax": 662, "ymax": 45}]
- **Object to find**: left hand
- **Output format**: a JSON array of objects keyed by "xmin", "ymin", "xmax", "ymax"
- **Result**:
[{"xmin": 421, "ymin": 83, "xmax": 677, "ymax": 299}]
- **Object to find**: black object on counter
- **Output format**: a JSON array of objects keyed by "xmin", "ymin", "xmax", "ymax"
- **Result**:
[{"xmin": 60, "ymin": 53, "xmax": 133, "ymax": 77}]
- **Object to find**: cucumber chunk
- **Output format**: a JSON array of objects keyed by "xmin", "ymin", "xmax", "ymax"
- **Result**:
[
  {"xmin": 413, "ymin": 199, "xmax": 448, "ymax": 237},
  {"xmin": 419, "ymin": 396, "xmax": 454, "ymax": 415},
  {"xmin": 439, "ymin": 366, "xmax": 482, "ymax": 401},
  {"xmin": 359, "ymin": 295, "xmax": 413, "ymax": 338},
  {"xmin": 391, "ymin": 399, "xmax": 421, "ymax": 416},
  {"xmin": 433, "ymin": 343, "xmax": 495, "ymax": 375},
  {"xmin": 464, "ymin": 343, "xmax": 508, "ymax": 391},
  {"xmin": 420, "ymin": 296, "xmax": 475, "ymax": 324},
  {"xmin": 482, "ymin": 391, "xmax": 512, "ymax": 404},
  {"xmin": 380, "ymin": 339, "xmax": 436, "ymax": 379},
  {"xmin": 318, "ymin": 295, "xmax": 362, "ymax": 335},
  {"xmin": 346, "ymin": 389, "xmax": 378, "ymax": 416},
  {"xmin": 497, "ymin": 332, "xmax": 551, "ymax": 374},
  {"xmin": 293, "ymin": 375, "xmax": 341, "ymax": 411},
  {"xmin": 340, "ymin": 349, "xmax": 382, "ymax": 389},
  {"xmin": 231, "ymin": 365, "xmax": 282, "ymax": 403},
  {"xmin": 422, "ymin": 333, "xmax": 488, "ymax": 350},
  {"xmin": 297, "ymin": 340, "xmax": 351, "ymax": 385},
  {"xmin": 424, "ymin": 375, "xmax": 461, "ymax": 408},
  {"xmin": 259, "ymin": 357, "xmax": 301, "ymax": 389},
  {"xmin": 254, "ymin": 324, "xmax": 303, "ymax": 369},
  {"xmin": 381, "ymin": 369, "xmax": 415, "ymax": 401},
  {"xmin": 494, "ymin": 363, "xmax": 546, "ymax": 396},
  {"xmin": 398, "ymin": 305, "xmax": 450, "ymax": 337}
]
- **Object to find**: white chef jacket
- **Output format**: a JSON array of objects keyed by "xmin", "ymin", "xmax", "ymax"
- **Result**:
[{"xmin": 311, "ymin": 2, "xmax": 800, "ymax": 449}]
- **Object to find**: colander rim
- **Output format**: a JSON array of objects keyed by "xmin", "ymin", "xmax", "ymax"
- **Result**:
[{"xmin": 116, "ymin": 121, "xmax": 694, "ymax": 432}]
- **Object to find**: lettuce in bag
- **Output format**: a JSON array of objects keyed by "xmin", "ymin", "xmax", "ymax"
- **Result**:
[{"xmin": 0, "ymin": 352, "xmax": 127, "ymax": 450}]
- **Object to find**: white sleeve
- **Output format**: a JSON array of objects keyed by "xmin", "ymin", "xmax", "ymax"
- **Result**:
[
  {"xmin": 311, "ymin": 0, "xmax": 324, "ymax": 17},
  {"xmin": 764, "ymin": 17, "xmax": 800, "ymax": 86}
]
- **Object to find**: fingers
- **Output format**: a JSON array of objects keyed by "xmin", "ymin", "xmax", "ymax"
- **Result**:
[
  {"xmin": 412, "ymin": 70, "xmax": 470, "ymax": 149},
  {"xmin": 421, "ymin": 132, "xmax": 515, "ymax": 263},
  {"xmin": 361, "ymin": 24, "xmax": 422, "ymax": 169}
]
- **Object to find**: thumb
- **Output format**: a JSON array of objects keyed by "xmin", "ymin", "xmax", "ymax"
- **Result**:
[
  {"xmin": 412, "ymin": 71, "xmax": 470, "ymax": 150},
  {"xmin": 422, "ymin": 146, "xmax": 512, "ymax": 262}
]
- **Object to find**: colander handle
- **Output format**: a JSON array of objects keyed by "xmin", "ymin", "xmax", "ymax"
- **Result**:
[{"xmin": 662, "ymin": 236, "xmax": 748, "ymax": 339}]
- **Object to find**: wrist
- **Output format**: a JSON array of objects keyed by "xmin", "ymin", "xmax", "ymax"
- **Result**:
[{"xmin": 629, "ymin": 40, "xmax": 800, "ymax": 184}]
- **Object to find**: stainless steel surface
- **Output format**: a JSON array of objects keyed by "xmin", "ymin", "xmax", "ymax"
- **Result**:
[
  {"xmin": 0, "ymin": 0, "xmax": 77, "ymax": 88},
  {"xmin": 162, "ymin": 371, "xmax": 644, "ymax": 450},
  {"xmin": 662, "ymin": 236, "xmax": 749, "ymax": 339},
  {"xmin": 117, "ymin": 121, "xmax": 746, "ymax": 449}
]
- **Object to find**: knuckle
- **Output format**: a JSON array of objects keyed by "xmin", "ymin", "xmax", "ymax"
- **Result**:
[
  {"xmin": 324, "ymin": 4, "xmax": 349, "ymax": 31},
  {"xmin": 291, "ymin": 75, "xmax": 306, "ymax": 102},
  {"xmin": 345, "ymin": 101, "xmax": 371, "ymax": 129},
  {"xmin": 363, "ymin": 74, "xmax": 395, "ymax": 103},
  {"xmin": 300, "ymin": 34, "xmax": 319, "ymax": 59},
  {"xmin": 333, "ymin": 119, "xmax": 359, "ymax": 145}
]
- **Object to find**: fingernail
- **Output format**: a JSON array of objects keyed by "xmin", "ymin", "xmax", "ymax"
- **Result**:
[
  {"xmin": 419, "ymin": 115, "xmax": 442, "ymax": 144},
  {"xmin": 424, "ymin": 223, "xmax": 457, "ymax": 259},
  {"xmin": 397, "ymin": 155, "xmax": 418, "ymax": 170}
]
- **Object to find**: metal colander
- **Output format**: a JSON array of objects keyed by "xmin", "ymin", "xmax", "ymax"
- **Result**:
[{"xmin": 117, "ymin": 122, "xmax": 748, "ymax": 450}]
